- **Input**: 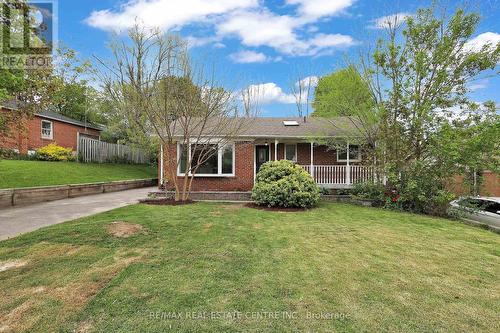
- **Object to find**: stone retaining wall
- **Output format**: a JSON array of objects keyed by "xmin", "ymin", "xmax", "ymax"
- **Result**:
[
  {"xmin": 149, "ymin": 191, "xmax": 375, "ymax": 206},
  {"xmin": 322, "ymin": 195, "xmax": 375, "ymax": 207},
  {"xmin": 0, "ymin": 179, "xmax": 157, "ymax": 209},
  {"xmin": 150, "ymin": 191, "xmax": 252, "ymax": 202}
]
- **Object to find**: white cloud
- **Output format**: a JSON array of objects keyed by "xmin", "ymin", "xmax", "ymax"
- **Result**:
[
  {"xmin": 85, "ymin": 0, "xmax": 258, "ymax": 32},
  {"xmin": 286, "ymin": 0, "xmax": 355, "ymax": 19},
  {"xmin": 213, "ymin": 42, "xmax": 226, "ymax": 48},
  {"xmin": 185, "ymin": 35, "xmax": 221, "ymax": 48},
  {"xmin": 468, "ymin": 80, "xmax": 488, "ymax": 91},
  {"xmin": 296, "ymin": 76, "xmax": 319, "ymax": 88},
  {"xmin": 437, "ymin": 102, "xmax": 495, "ymax": 122},
  {"xmin": 217, "ymin": 10, "xmax": 356, "ymax": 56},
  {"xmin": 85, "ymin": 0, "xmax": 358, "ymax": 57},
  {"xmin": 370, "ymin": 12, "xmax": 411, "ymax": 30},
  {"xmin": 229, "ymin": 50, "xmax": 269, "ymax": 63},
  {"xmin": 242, "ymin": 83, "xmax": 295, "ymax": 104},
  {"xmin": 305, "ymin": 33, "xmax": 356, "ymax": 55},
  {"xmin": 217, "ymin": 10, "xmax": 299, "ymax": 52},
  {"xmin": 291, "ymin": 76, "xmax": 318, "ymax": 103},
  {"xmin": 464, "ymin": 32, "xmax": 500, "ymax": 52}
]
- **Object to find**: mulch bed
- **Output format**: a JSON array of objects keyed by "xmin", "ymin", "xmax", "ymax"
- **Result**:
[
  {"xmin": 244, "ymin": 203, "xmax": 307, "ymax": 212},
  {"xmin": 139, "ymin": 198, "xmax": 195, "ymax": 206}
]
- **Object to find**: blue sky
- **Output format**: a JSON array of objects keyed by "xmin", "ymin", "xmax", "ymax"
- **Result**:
[{"xmin": 57, "ymin": 0, "xmax": 499, "ymax": 117}]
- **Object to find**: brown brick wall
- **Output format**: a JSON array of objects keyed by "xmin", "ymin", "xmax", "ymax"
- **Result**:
[
  {"xmin": 161, "ymin": 141, "xmax": 364, "ymax": 192},
  {"xmin": 26, "ymin": 117, "xmax": 100, "ymax": 152},
  {"xmin": 0, "ymin": 108, "xmax": 28, "ymax": 152},
  {"xmin": 297, "ymin": 143, "xmax": 338, "ymax": 165},
  {"xmin": 483, "ymin": 171, "xmax": 500, "ymax": 196},
  {"xmin": 450, "ymin": 171, "xmax": 500, "ymax": 197},
  {"xmin": 297, "ymin": 143, "xmax": 362, "ymax": 166},
  {"xmin": 163, "ymin": 141, "xmax": 255, "ymax": 191},
  {"xmin": 269, "ymin": 143, "xmax": 287, "ymax": 160},
  {"xmin": 0, "ymin": 108, "xmax": 100, "ymax": 153}
]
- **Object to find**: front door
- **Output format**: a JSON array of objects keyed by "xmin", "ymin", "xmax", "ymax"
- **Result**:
[{"xmin": 255, "ymin": 145, "xmax": 270, "ymax": 173}]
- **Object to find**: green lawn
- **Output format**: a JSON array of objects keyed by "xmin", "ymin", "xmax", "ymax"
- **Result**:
[
  {"xmin": 0, "ymin": 202, "xmax": 498, "ymax": 332},
  {"xmin": 0, "ymin": 160, "xmax": 157, "ymax": 188}
]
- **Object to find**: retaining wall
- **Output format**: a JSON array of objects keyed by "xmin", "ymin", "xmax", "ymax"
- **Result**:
[
  {"xmin": 149, "ymin": 191, "xmax": 375, "ymax": 206},
  {"xmin": 151, "ymin": 191, "xmax": 253, "ymax": 202},
  {"xmin": 0, "ymin": 178, "xmax": 157, "ymax": 209}
]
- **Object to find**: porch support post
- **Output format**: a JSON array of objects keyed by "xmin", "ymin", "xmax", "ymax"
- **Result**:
[
  {"xmin": 346, "ymin": 142, "xmax": 351, "ymax": 185},
  {"xmin": 310, "ymin": 142, "xmax": 314, "ymax": 178},
  {"xmin": 274, "ymin": 139, "xmax": 278, "ymax": 161}
]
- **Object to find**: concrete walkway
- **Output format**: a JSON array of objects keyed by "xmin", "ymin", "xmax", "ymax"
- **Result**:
[{"xmin": 0, "ymin": 187, "xmax": 155, "ymax": 241}]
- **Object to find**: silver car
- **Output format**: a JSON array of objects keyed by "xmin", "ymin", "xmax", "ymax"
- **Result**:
[{"xmin": 449, "ymin": 197, "xmax": 500, "ymax": 231}]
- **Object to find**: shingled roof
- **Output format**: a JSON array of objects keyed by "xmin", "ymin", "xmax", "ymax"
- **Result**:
[
  {"xmin": 35, "ymin": 109, "xmax": 104, "ymax": 131},
  {"xmin": 171, "ymin": 116, "xmax": 362, "ymax": 139},
  {"xmin": 1, "ymin": 100, "xmax": 103, "ymax": 131}
]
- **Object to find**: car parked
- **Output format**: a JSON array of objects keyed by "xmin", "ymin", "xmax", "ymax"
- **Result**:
[{"xmin": 449, "ymin": 197, "xmax": 500, "ymax": 230}]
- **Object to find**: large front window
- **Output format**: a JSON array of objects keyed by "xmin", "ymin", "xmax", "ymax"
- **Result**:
[{"xmin": 178, "ymin": 142, "xmax": 234, "ymax": 176}]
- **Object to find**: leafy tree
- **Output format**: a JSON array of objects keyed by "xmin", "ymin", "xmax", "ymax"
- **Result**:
[
  {"xmin": 313, "ymin": 65, "xmax": 374, "ymax": 118},
  {"xmin": 431, "ymin": 104, "xmax": 500, "ymax": 194},
  {"xmin": 0, "ymin": 0, "xmax": 55, "ymax": 138},
  {"xmin": 358, "ymin": 5, "xmax": 499, "ymax": 214},
  {"xmin": 311, "ymin": 65, "xmax": 379, "ymax": 158},
  {"xmin": 370, "ymin": 7, "xmax": 499, "ymax": 169},
  {"xmin": 96, "ymin": 25, "xmax": 248, "ymax": 201},
  {"xmin": 50, "ymin": 47, "xmax": 102, "ymax": 124}
]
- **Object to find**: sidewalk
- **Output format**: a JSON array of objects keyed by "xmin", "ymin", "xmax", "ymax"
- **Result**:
[{"xmin": 0, "ymin": 187, "xmax": 154, "ymax": 241}]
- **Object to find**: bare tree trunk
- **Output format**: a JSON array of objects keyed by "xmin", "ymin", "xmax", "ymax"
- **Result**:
[{"xmin": 95, "ymin": 24, "xmax": 254, "ymax": 202}]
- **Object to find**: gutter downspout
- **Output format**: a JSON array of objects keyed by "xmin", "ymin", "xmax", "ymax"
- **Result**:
[{"xmin": 160, "ymin": 144, "xmax": 164, "ymax": 189}]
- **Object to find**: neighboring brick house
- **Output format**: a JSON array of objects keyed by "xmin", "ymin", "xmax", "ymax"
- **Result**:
[
  {"xmin": 450, "ymin": 171, "xmax": 500, "ymax": 197},
  {"xmin": 160, "ymin": 117, "xmax": 371, "ymax": 192},
  {"xmin": 0, "ymin": 102, "xmax": 102, "ymax": 154}
]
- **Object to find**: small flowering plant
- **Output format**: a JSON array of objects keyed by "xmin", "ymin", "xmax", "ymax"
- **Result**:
[
  {"xmin": 384, "ymin": 189, "xmax": 401, "ymax": 209},
  {"xmin": 35, "ymin": 143, "xmax": 75, "ymax": 161}
]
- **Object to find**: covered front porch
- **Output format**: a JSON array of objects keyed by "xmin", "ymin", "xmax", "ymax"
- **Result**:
[
  {"xmin": 254, "ymin": 139, "xmax": 374, "ymax": 189},
  {"xmin": 301, "ymin": 165, "xmax": 374, "ymax": 189}
]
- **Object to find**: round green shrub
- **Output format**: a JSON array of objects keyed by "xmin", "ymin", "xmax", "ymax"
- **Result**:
[{"xmin": 251, "ymin": 160, "xmax": 320, "ymax": 208}]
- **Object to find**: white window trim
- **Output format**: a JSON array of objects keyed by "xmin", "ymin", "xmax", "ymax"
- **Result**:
[
  {"xmin": 177, "ymin": 142, "xmax": 236, "ymax": 177},
  {"xmin": 41, "ymin": 120, "xmax": 53, "ymax": 139},
  {"xmin": 284, "ymin": 143, "xmax": 297, "ymax": 162},
  {"xmin": 337, "ymin": 144, "xmax": 362, "ymax": 162}
]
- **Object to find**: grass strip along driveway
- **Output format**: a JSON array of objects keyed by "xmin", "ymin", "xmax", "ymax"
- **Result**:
[
  {"xmin": 0, "ymin": 202, "xmax": 498, "ymax": 332},
  {"xmin": 0, "ymin": 160, "xmax": 157, "ymax": 189}
]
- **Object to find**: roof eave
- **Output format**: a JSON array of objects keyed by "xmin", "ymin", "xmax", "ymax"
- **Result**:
[
  {"xmin": 170, "ymin": 134, "xmax": 362, "ymax": 140},
  {"xmin": 34, "ymin": 113, "xmax": 103, "ymax": 131}
]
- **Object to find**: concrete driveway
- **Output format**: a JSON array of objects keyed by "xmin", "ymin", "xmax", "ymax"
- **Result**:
[{"xmin": 0, "ymin": 187, "xmax": 155, "ymax": 241}]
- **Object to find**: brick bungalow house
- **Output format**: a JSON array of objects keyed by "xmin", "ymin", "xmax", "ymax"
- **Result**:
[
  {"xmin": 0, "ymin": 101, "xmax": 102, "ymax": 155},
  {"xmin": 160, "ymin": 117, "xmax": 373, "ymax": 192}
]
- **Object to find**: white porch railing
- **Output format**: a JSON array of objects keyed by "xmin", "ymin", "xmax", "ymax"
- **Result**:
[{"xmin": 301, "ymin": 165, "xmax": 374, "ymax": 188}]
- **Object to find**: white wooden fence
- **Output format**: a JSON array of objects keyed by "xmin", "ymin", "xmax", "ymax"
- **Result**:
[
  {"xmin": 77, "ymin": 136, "xmax": 150, "ymax": 164},
  {"xmin": 301, "ymin": 165, "xmax": 375, "ymax": 188}
]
